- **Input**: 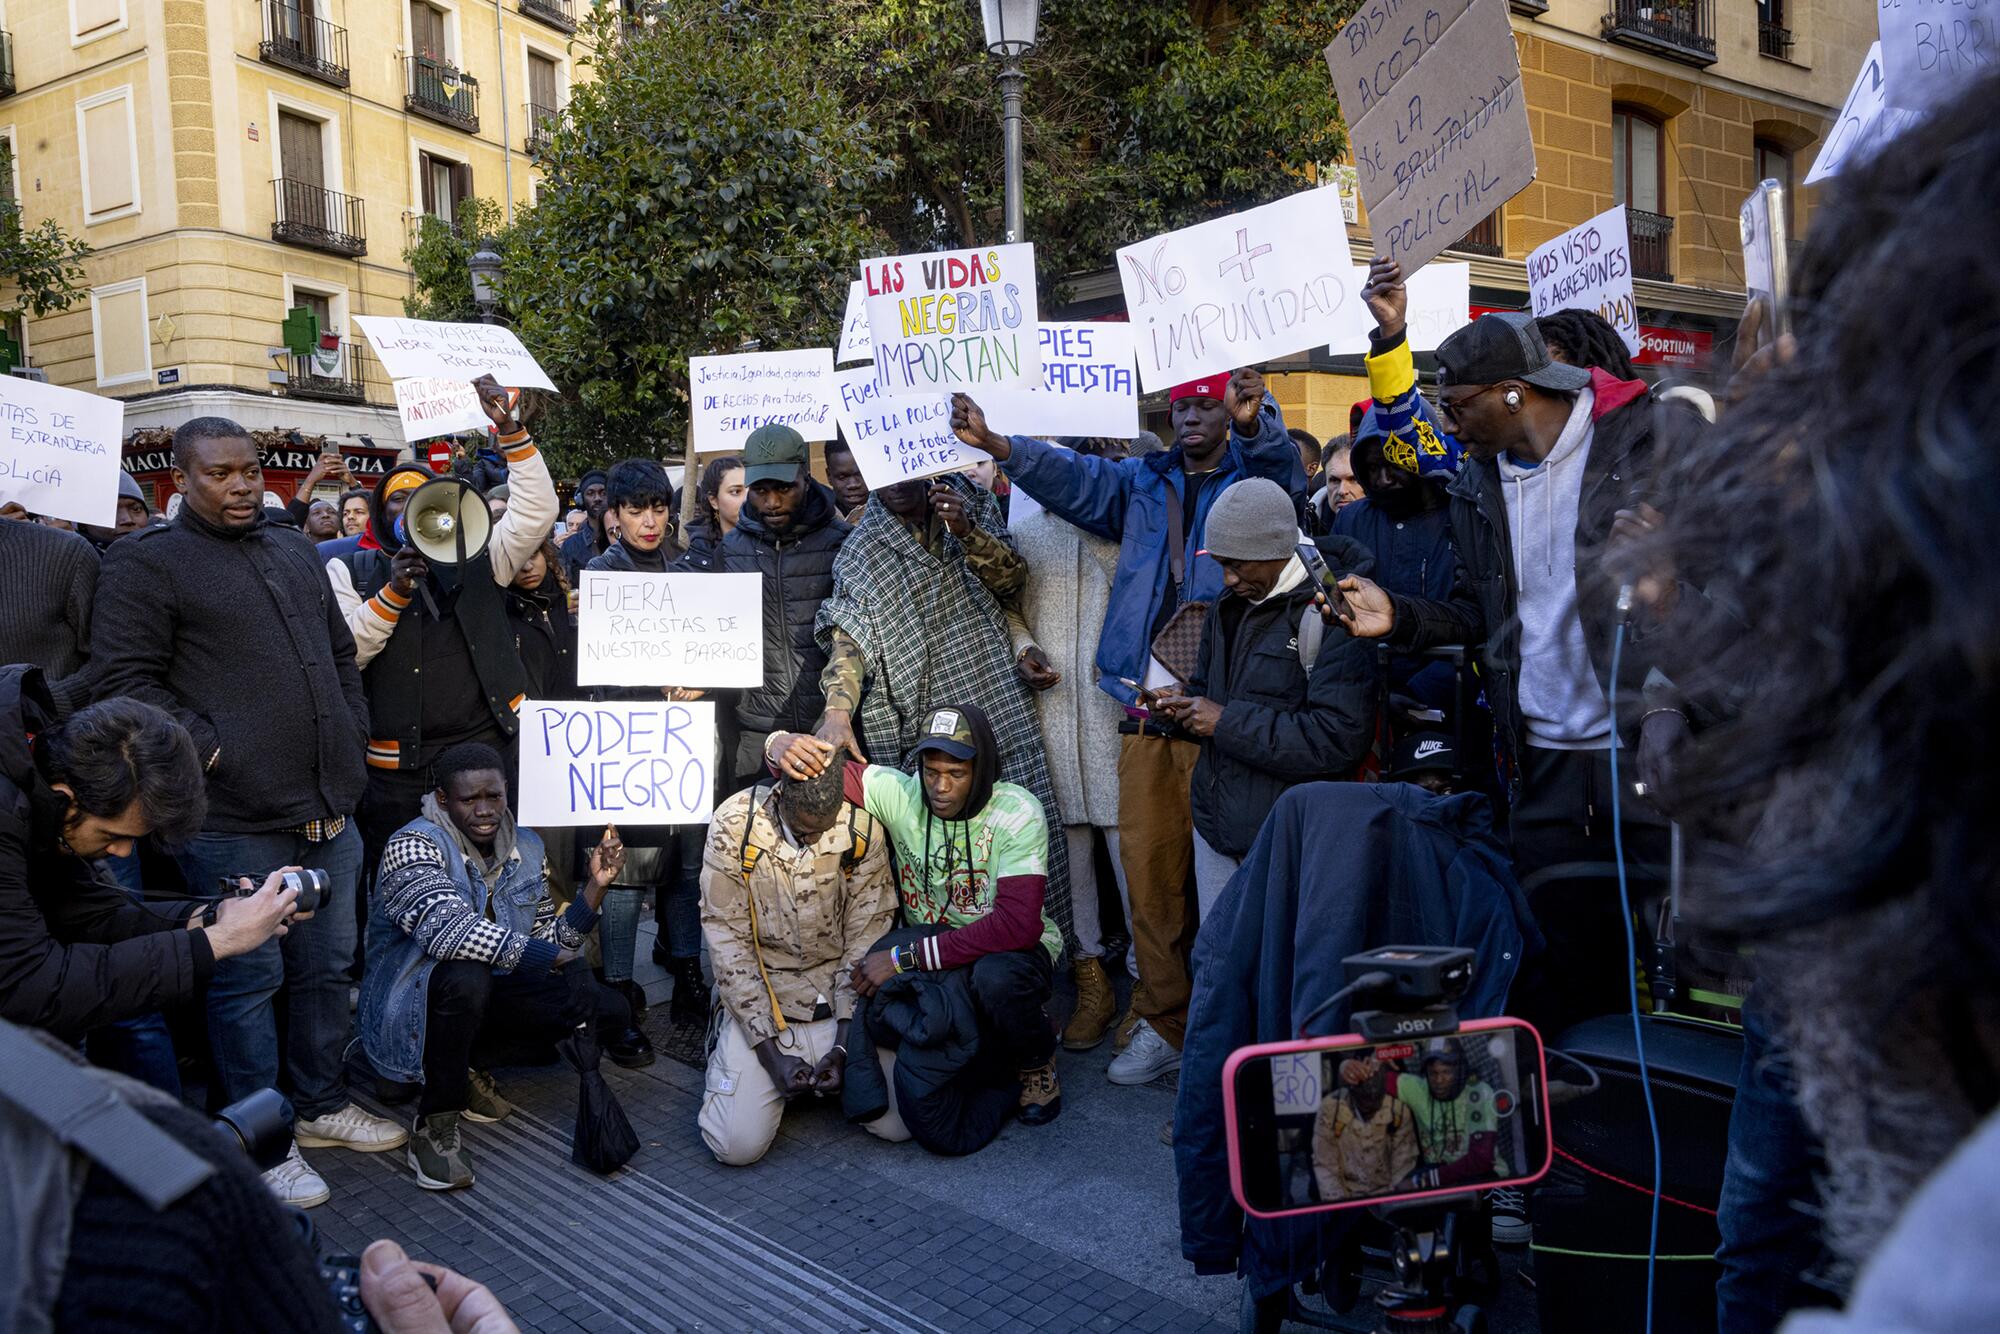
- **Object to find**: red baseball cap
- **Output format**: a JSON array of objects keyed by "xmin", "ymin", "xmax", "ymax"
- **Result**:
[{"xmin": 1170, "ymin": 375, "xmax": 1227, "ymax": 404}]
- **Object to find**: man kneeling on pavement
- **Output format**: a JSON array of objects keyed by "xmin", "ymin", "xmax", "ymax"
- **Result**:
[
  {"xmin": 768, "ymin": 704, "xmax": 1066, "ymax": 1146},
  {"xmin": 358, "ymin": 743, "xmax": 640, "ymax": 1191},
  {"xmin": 697, "ymin": 749, "xmax": 895, "ymax": 1165}
]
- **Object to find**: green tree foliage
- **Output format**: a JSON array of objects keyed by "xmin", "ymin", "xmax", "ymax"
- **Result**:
[
  {"xmin": 400, "ymin": 196, "xmax": 506, "ymax": 323},
  {"xmin": 500, "ymin": 5, "xmax": 892, "ymax": 467}
]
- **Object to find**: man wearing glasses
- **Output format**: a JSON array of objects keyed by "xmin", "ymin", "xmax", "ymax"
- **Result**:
[{"xmin": 1334, "ymin": 258, "xmax": 1684, "ymax": 1042}]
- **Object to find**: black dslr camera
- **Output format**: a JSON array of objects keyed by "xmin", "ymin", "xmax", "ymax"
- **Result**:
[{"xmin": 215, "ymin": 867, "xmax": 331, "ymax": 914}]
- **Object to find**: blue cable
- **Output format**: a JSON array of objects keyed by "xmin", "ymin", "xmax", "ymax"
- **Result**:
[{"xmin": 1607, "ymin": 612, "xmax": 1662, "ymax": 1334}]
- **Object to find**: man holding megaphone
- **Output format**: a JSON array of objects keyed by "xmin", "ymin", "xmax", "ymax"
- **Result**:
[{"xmin": 326, "ymin": 375, "xmax": 559, "ymax": 880}]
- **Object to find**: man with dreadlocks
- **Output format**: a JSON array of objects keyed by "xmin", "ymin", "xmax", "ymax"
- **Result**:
[
  {"xmin": 1537, "ymin": 307, "xmax": 1640, "ymax": 382},
  {"xmin": 811, "ymin": 471, "xmax": 1072, "ymax": 947},
  {"xmin": 769, "ymin": 704, "xmax": 1065, "ymax": 1126}
]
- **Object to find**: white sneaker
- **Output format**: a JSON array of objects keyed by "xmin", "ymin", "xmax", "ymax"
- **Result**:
[
  {"xmin": 295, "ymin": 1102, "xmax": 410, "ymax": 1152},
  {"xmin": 263, "ymin": 1143, "xmax": 331, "ymax": 1209},
  {"xmin": 1488, "ymin": 1185, "xmax": 1531, "ymax": 1245},
  {"xmin": 1106, "ymin": 1019, "xmax": 1182, "ymax": 1085}
]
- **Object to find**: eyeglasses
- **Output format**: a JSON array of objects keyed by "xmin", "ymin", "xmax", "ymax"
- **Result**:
[{"xmin": 1435, "ymin": 382, "xmax": 1503, "ymax": 424}]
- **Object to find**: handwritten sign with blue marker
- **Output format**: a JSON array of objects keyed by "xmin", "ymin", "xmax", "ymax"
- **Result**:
[
  {"xmin": 832, "ymin": 365, "xmax": 984, "ymax": 491},
  {"xmin": 972, "ymin": 322, "xmax": 1141, "ymax": 439},
  {"xmin": 517, "ymin": 699, "xmax": 717, "ymax": 826},
  {"xmin": 688, "ymin": 348, "xmax": 837, "ymax": 454},
  {"xmin": 1270, "ymin": 1051, "xmax": 1325, "ymax": 1116},
  {"xmin": 1880, "ymin": 0, "xmax": 1994, "ymax": 113},
  {"xmin": 0, "ymin": 374, "xmax": 126, "ymax": 526},
  {"xmin": 575, "ymin": 570, "xmax": 765, "ymax": 689},
  {"xmin": 1326, "ymin": 0, "xmax": 1536, "ymax": 273}
]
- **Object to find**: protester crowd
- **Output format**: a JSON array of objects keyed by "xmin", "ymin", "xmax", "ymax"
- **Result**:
[{"xmin": 5, "ymin": 73, "xmax": 1999, "ymax": 1334}]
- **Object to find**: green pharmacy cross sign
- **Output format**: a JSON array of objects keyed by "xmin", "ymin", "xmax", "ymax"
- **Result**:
[{"xmin": 282, "ymin": 306, "xmax": 321, "ymax": 358}]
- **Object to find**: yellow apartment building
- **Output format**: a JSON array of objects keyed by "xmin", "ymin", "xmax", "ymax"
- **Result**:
[
  {"xmin": 1246, "ymin": 0, "xmax": 1878, "ymax": 438},
  {"xmin": 0, "ymin": 0, "xmax": 585, "ymax": 497}
]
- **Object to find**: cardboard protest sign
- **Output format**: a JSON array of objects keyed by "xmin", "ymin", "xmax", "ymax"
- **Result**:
[
  {"xmin": 0, "ymin": 375, "xmax": 126, "ymax": 526},
  {"xmin": 1880, "ymin": 0, "xmax": 1993, "ymax": 112},
  {"xmin": 863, "ymin": 243, "xmax": 1040, "ymax": 395},
  {"xmin": 969, "ymin": 322, "xmax": 1141, "ymax": 439},
  {"xmin": 837, "ymin": 280, "xmax": 873, "ymax": 365},
  {"xmin": 392, "ymin": 376, "xmax": 488, "ymax": 441},
  {"xmin": 353, "ymin": 315, "xmax": 556, "ymax": 391},
  {"xmin": 575, "ymin": 570, "xmax": 765, "ymax": 689},
  {"xmin": 687, "ymin": 348, "xmax": 837, "ymax": 454},
  {"xmin": 518, "ymin": 699, "xmax": 717, "ymax": 826},
  {"xmin": 1527, "ymin": 205, "xmax": 1641, "ymax": 355},
  {"xmin": 1326, "ymin": 0, "xmax": 1536, "ymax": 272},
  {"xmin": 832, "ymin": 365, "xmax": 984, "ymax": 490},
  {"xmin": 1328, "ymin": 261, "xmax": 1471, "ymax": 354},
  {"xmin": 1806, "ymin": 42, "xmax": 1923, "ymax": 184},
  {"xmin": 1116, "ymin": 187, "xmax": 1359, "ymax": 392}
]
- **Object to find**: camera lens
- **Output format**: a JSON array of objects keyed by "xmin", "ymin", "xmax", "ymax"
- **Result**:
[
  {"xmin": 212, "ymin": 1087, "xmax": 294, "ymax": 1172},
  {"xmin": 280, "ymin": 868, "xmax": 331, "ymax": 915}
]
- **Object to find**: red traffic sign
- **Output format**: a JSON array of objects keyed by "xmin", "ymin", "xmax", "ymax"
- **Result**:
[{"xmin": 425, "ymin": 440, "xmax": 453, "ymax": 474}]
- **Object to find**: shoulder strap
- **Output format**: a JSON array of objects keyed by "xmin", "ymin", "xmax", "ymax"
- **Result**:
[
  {"xmin": 733, "ymin": 785, "xmax": 788, "ymax": 1034},
  {"xmin": 843, "ymin": 804, "xmax": 877, "ymax": 872},
  {"xmin": 1163, "ymin": 478, "xmax": 1187, "ymax": 593}
]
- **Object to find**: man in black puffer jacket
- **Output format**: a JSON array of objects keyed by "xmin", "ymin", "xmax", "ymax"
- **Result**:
[
  {"xmin": 716, "ymin": 425, "xmax": 850, "ymax": 789},
  {"xmin": 1150, "ymin": 478, "xmax": 1378, "ymax": 916}
]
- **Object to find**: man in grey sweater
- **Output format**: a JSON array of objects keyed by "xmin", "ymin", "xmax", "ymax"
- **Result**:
[{"xmin": 0, "ymin": 516, "xmax": 97, "ymax": 718}]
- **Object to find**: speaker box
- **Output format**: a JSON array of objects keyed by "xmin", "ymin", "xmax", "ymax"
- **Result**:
[{"xmin": 1533, "ymin": 1014, "xmax": 1742, "ymax": 1334}]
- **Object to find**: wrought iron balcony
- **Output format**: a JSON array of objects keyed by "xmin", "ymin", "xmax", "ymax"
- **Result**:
[
  {"xmin": 1626, "ymin": 206, "xmax": 1674, "ymax": 282},
  {"xmin": 1758, "ymin": 19, "xmax": 1794, "ymax": 59},
  {"xmin": 519, "ymin": 0, "xmax": 576, "ymax": 32},
  {"xmin": 524, "ymin": 101, "xmax": 562, "ymax": 155},
  {"xmin": 259, "ymin": 1, "xmax": 349, "ymax": 87},
  {"xmin": 1601, "ymin": 0, "xmax": 1716, "ymax": 67},
  {"xmin": 0, "ymin": 32, "xmax": 15, "ymax": 98},
  {"xmin": 272, "ymin": 178, "xmax": 367, "ymax": 257},
  {"xmin": 287, "ymin": 338, "xmax": 367, "ymax": 403},
  {"xmin": 406, "ymin": 55, "xmax": 479, "ymax": 131}
]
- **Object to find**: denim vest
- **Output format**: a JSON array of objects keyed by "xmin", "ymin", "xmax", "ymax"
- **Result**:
[{"xmin": 358, "ymin": 817, "xmax": 549, "ymax": 1083}]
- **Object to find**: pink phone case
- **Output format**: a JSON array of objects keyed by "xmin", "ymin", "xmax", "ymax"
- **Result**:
[{"xmin": 1221, "ymin": 1017, "xmax": 1555, "ymax": 1220}]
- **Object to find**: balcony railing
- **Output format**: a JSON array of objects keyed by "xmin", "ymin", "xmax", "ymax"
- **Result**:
[
  {"xmin": 1601, "ymin": 0, "xmax": 1716, "ymax": 67},
  {"xmin": 1758, "ymin": 19, "xmax": 1794, "ymax": 59},
  {"xmin": 1509, "ymin": 0, "xmax": 1550, "ymax": 15},
  {"xmin": 1454, "ymin": 211, "xmax": 1503, "ymax": 258},
  {"xmin": 287, "ymin": 338, "xmax": 369, "ymax": 404},
  {"xmin": 519, "ymin": 0, "xmax": 577, "ymax": 32},
  {"xmin": 1626, "ymin": 206, "xmax": 1674, "ymax": 282},
  {"xmin": 405, "ymin": 55, "xmax": 479, "ymax": 131},
  {"xmin": 272, "ymin": 178, "xmax": 367, "ymax": 257},
  {"xmin": 524, "ymin": 101, "xmax": 561, "ymax": 155},
  {"xmin": 0, "ymin": 32, "xmax": 14, "ymax": 99},
  {"xmin": 259, "ymin": 1, "xmax": 349, "ymax": 87}
]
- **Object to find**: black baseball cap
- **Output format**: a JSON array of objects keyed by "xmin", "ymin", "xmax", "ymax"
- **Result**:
[
  {"xmin": 1390, "ymin": 731, "xmax": 1457, "ymax": 778},
  {"xmin": 912, "ymin": 707, "xmax": 978, "ymax": 761},
  {"xmin": 1435, "ymin": 312, "xmax": 1592, "ymax": 392},
  {"xmin": 742, "ymin": 423, "xmax": 809, "ymax": 485}
]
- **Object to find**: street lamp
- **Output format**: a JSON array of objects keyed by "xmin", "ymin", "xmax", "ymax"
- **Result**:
[
  {"xmin": 468, "ymin": 242, "xmax": 503, "ymax": 323},
  {"xmin": 980, "ymin": 0, "xmax": 1040, "ymax": 244}
]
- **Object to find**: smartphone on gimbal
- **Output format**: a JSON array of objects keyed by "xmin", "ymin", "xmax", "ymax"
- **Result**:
[{"xmin": 1223, "ymin": 1017, "xmax": 1552, "ymax": 1219}]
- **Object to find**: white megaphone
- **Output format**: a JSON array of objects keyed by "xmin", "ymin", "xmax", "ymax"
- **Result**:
[{"xmin": 393, "ymin": 475, "xmax": 492, "ymax": 565}]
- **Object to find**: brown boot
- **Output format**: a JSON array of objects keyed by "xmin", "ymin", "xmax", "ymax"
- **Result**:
[
  {"xmin": 1110, "ymin": 1004, "xmax": 1140, "ymax": 1052},
  {"xmin": 1018, "ymin": 1061, "xmax": 1062, "ymax": 1126},
  {"xmin": 1061, "ymin": 956, "xmax": 1117, "ymax": 1050}
]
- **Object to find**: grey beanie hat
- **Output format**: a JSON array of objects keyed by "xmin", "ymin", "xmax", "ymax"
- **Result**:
[
  {"xmin": 118, "ymin": 471, "xmax": 150, "ymax": 511},
  {"xmin": 1198, "ymin": 477, "xmax": 1299, "ymax": 562}
]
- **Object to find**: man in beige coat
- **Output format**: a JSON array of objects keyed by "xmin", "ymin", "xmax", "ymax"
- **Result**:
[{"xmin": 697, "ymin": 753, "xmax": 895, "ymax": 1165}]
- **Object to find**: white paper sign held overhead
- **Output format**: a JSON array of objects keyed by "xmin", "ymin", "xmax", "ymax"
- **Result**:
[
  {"xmin": 1116, "ymin": 186, "xmax": 1358, "ymax": 392},
  {"xmin": 970, "ymin": 323, "xmax": 1141, "ymax": 439},
  {"xmin": 0, "ymin": 375, "xmax": 127, "ymax": 527},
  {"xmin": 863, "ymin": 243, "xmax": 1041, "ymax": 395},
  {"xmin": 832, "ymin": 366, "xmax": 983, "ymax": 491},
  {"xmin": 575, "ymin": 570, "xmax": 765, "ymax": 689},
  {"xmin": 392, "ymin": 377, "xmax": 489, "ymax": 441},
  {"xmin": 837, "ymin": 281, "xmax": 873, "ymax": 365},
  {"xmin": 1527, "ymin": 205, "xmax": 1641, "ymax": 356},
  {"xmin": 354, "ymin": 316, "xmax": 556, "ymax": 391},
  {"xmin": 517, "ymin": 699, "xmax": 717, "ymax": 826},
  {"xmin": 1328, "ymin": 262, "xmax": 1471, "ymax": 355},
  {"xmin": 687, "ymin": 348, "xmax": 837, "ymax": 454},
  {"xmin": 1879, "ymin": 0, "xmax": 1994, "ymax": 113},
  {"xmin": 1806, "ymin": 43, "xmax": 1922, "ymax": 184}
]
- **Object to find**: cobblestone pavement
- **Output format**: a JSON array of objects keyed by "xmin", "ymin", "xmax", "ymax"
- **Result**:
[{"xmin": 311, "ymin": 932, "xmax": 1539, "ymax": 1333}]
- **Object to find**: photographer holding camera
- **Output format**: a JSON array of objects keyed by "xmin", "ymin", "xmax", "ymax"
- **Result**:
[{"xmin": 0, "ymin": 667, "xmax": 298, "ymax": 1040}]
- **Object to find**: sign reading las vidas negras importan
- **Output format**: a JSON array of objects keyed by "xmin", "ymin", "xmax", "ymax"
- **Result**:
[
  {"xmin": 1326, "ymin": 0, "xmax": 1536, "ymax": 273},
  {"xmin": 1116, "ymin": 186, "xmax": 1359, "ymax": 392},
  {"xmin": 863, "ymin": 243, "xmax": 1041, "ymax": 395}
]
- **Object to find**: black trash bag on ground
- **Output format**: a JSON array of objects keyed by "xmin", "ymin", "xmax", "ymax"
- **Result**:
[{"xmin": 556, "ymin": 1023, "xmax": 639, "ymax": 1174}]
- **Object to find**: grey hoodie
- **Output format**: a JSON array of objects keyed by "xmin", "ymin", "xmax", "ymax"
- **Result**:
[{"xmin": 1495, "ymin": 387, "xmax": 1612, "ymax": 750}]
